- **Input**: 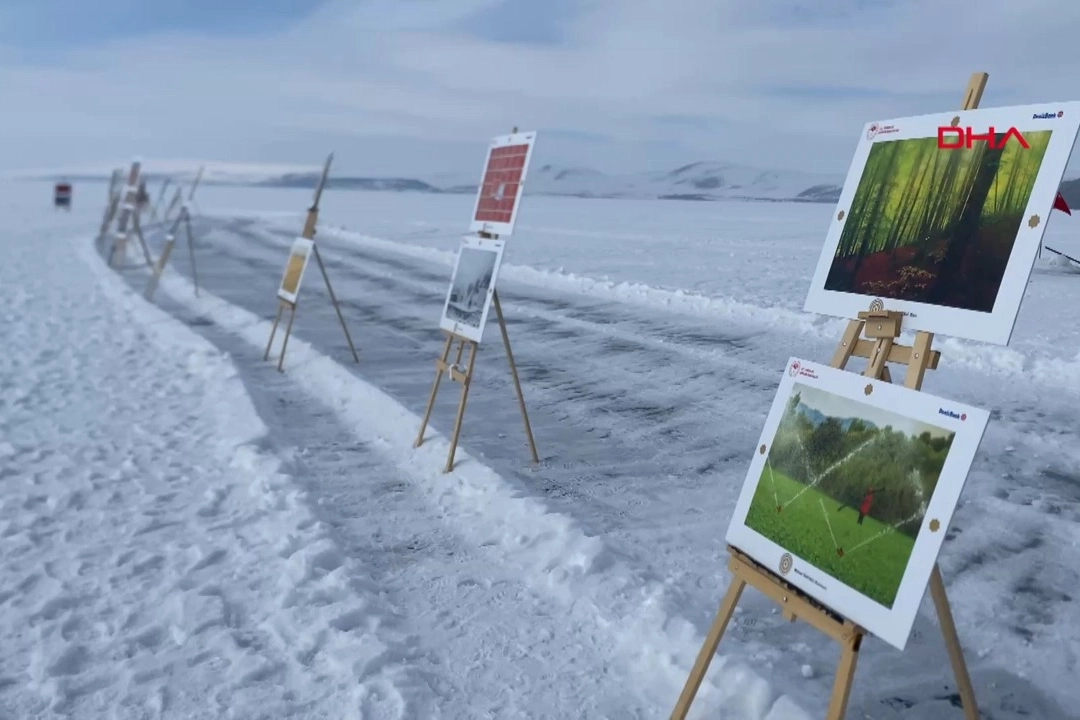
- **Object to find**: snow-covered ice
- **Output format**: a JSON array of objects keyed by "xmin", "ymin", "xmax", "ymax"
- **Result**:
[{"xmin": 3, "ymin": 178, "xmax": 1080, "ymax": 719}]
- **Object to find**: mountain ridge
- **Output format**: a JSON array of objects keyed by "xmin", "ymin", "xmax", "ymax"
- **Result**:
[
  {"xmin": 23, "ymin": 162, "xmax": 1080, "ymax": 207},
  {"xmin": 19, "ymin": 160, "xmax": 849, "ymax": 204}
]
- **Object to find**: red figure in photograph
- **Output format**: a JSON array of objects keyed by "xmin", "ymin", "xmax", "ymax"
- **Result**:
[{"xmin": 857, "ymin": 488, "xmax": 876, "ymax": 525}]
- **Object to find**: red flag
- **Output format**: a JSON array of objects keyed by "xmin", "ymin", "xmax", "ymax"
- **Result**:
[{"xmin": 1054, "ymin": 192, "xmax": 1071, "ymax": 215}]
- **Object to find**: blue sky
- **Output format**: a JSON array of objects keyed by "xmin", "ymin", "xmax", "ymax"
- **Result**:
[{"xmin": 2, "ymin": 0, "xmax": 1079, "ymax": 178}]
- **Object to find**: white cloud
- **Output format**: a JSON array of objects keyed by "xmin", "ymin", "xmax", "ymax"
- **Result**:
[{"xmin": 4, "ymin": 0, "xmax": 1080, "ymax": 177}]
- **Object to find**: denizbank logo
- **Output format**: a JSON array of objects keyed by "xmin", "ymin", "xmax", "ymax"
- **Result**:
[
  {"xmin": 1032, "ymin": 110, "xmax": 1064, "ymax": 119},
  {"xmin": 938, "ymin": 408, "xmax": 968, "ymax": 421}
]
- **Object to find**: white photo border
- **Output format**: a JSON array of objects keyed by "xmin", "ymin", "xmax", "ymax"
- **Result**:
[
  {"xmin": 468, "ymin": 131, "xmax": 537, "ymax": 238},
  {"xmin": 276, "ymin": 236, "xmax": 315, "ymax": 305},
  {"xmin": 725, "ymin": 357, "xmax": 990, "ymax": 651},
  {"xmin": 439, "ymin": 235, "xmax": 507, "ymax": 344},
  {"xmin": 804, "ymin": 102, "xmax": 1080, "ymax": 345}
]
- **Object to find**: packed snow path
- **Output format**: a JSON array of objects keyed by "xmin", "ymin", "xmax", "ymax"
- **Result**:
[
  {"xmin": 0, "ymin": 205, "xmax": 723, "ymax": 717},
  {"xmin": 118, "ymin": 207, "xmax": 1080, "ymax": 720},
  {"xmin": 0, "ymin": 214, "xmax": 459, "ymax": 717}
]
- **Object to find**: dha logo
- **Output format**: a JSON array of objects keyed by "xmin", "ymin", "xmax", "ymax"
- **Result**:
[
  {"xmin": 1033, "ymin": 111, "xmax": 1064, "ymax": 119},
  {"xmin": 938, "ymin": 408, "xmax": 968, "ymax": 421}
]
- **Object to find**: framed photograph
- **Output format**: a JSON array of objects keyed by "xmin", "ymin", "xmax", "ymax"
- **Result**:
[
  {"xmin": 439, "ymin": 236, "xmax": 506, "ymax": 343},
  {"xmin": 725, "ymin": 358, "xmax": 989, "ymax": 651},
  {"xmin": 277, "ymin": 236, "xmax": 315, "ymax": 305},
  {"xmin": 804, "ymin": 102, "xmax": 1080, "ymax": 345},
  {"xmin": 468, "ymin": 131, "xmax": 537, "ymax": 237}
]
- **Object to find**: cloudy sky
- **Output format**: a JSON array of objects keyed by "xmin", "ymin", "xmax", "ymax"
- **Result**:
[{"xmin": 2, "ymin": 0, "xmax": 1079, "ymax": 178}]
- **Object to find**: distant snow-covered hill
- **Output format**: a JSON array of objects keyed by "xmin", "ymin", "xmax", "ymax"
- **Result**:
[
  {"xmin": 16, "ymin": 158, "xmax": 846, "ymax": 203},
  {"xmin": 22, "ymin": 159, "xmax": 323, "ymax": 187},
  {"xmin": 517, "ymin": 161, "xmax": 845, "ymax": 203},
  {"xmin": 18, "ymin": 157, "xmax": 1080, "ymax": 207}
]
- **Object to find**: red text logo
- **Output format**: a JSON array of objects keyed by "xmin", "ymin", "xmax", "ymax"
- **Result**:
[{"xmin": 937, "ymin": 126, "xmax": 1030, "ymax": 150}]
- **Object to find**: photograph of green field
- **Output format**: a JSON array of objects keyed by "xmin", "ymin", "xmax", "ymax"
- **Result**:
[
  {"xmin": 745, "ymin": 383, "xmax": 956, "ymax": 608},
  {"xmin": 824, "ymin": 129, "xmax": 1051, "ymax": 312}
]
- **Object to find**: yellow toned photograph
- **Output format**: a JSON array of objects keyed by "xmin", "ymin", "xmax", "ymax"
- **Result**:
[
  {"xmin": 277, "ymin": 237, "xmax": 314, "ymax": 303},
  {"xmin": 281, "ymin": 252, "xmax": 306, "ymax": 295}
]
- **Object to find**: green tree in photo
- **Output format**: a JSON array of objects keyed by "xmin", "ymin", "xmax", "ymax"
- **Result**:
[{"xmin": 824, "ymin": 130, "xmax": 1052, "ymax": 312}]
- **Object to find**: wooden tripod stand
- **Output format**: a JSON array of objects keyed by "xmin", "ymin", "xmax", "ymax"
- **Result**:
[
  {"xmin": 109, "ymin": 191, "xmax": 156, "ymax": 271},
  {"xmin": 415, "ymin": 233, "xmax": 539, "ymax": 473},
  {"xmin": 263, "ymin": 239, "xmax": 359, "ymax": 372},
  {"xmin": 148, "ymin": 178, "xmax": 171, "ymax": 225},
  {"xmin": 670, "ymin": 72, "xmax": 989, "ymax": 720},
  {"xmin": 263, "ymin": 153, "xmax": 359, "ymax": 372},
  {"xmin": 162, "ymin": 186, "xmax": 183, "ymax": 224},
  {"xmin": 144, "ymin": 202, "xmax": 201, "ymax": 301}
]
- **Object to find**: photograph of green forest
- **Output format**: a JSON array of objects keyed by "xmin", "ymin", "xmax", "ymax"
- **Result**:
[
  {"xmin": 744, "ymin": 383, "xmax": 955, "ymax": 608},
  {"xmin": 824, "ymin": 130, "xmax": 1052, "ymax": 312}
]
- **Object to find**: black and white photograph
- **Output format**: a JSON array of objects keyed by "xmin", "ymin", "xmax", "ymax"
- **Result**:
[{"xmin": 439, "ymin": 236, "xmax": 505, "ymax": 343}]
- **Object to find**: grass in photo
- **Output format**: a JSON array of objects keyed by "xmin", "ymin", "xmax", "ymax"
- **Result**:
[{"xmin": 745, "ymin": 383, "xmax": 955, "ymax": 607}]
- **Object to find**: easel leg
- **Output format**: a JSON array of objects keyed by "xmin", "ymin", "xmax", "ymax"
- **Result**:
[
  {"xmin": 929, "ymin": 565, "xmax": 979, "ymax": 719},
  {"xmin": 312, "ymin": 244, "xmax": 360, "ymax": 363},
  {"xmin": 829, "ymin": 319, "xmax": 865, "ymax": 369},
  {"xmin": 184, "ymin": 212, "xmax": 200, "ymax": 297},
  {"xmin": 444, "ymin": 342, "xmax": 478, "ymax": 473},
  {"xmin": 415, "ymin": 334, "xmax": 455, "ymax": 448},
  {"xmin": 144, "ymin": 238, "xmax": 175, "ymax": 301},
  {"xmin": 263, "ymin": 303, "xmax": 285, "ymax": 361},
  {"xmin": 862, "ymin": 336, "xmax": 894, "ymax": 379},
  {"xmin": 670, "ymin": 577, "xmax": 747, "ymax": 720},
  {"xmin": 825, "ymin": 634, "xmax": 862, "ymax": 720},
  {"xmin": 492, "ymin": 290, "xmax": 539, "ymax": 464},
  {"xmin": 277, "ymin": 303, "xmax": 298, "ymax": 372},
  {"xmin": 133, "ymin": 215, "xmax": 155, "ymax": 268}
]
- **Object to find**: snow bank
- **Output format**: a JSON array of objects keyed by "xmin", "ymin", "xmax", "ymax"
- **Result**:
[
  {"xmin": 319, "ymin": 226, "xmax": 836, "ymax": 337},
  {"xmin": 1, "ymin": 235, "xmax": 438, "ymax": 717},
  {"xmin": 152, "ymin": 263, "xmax": 811, "ymax": 719},
  {"xmin": 314, "ymin": 224, "xmax": 1080, "ymax": 395}
]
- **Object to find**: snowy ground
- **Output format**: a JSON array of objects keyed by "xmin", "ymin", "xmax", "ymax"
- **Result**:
[{"xmin": 3, "ymin": 179, "xmax": 1080, "ymax": 719}]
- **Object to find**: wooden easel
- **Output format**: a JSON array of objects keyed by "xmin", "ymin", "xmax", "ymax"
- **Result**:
[
  {"xmin": 144, "ymin": 201, "xmax": 200, "ymax": 301},
  {"xmin": 413, "ymin": 235, "xmax": 540, "ymax": 473},
  {"xmin": 263, "ymin": 153, "xmax": 360, "ymax": 372},
  {"xmin": 110, "ymin": 202, "xmax": 156, "ymax": 270},
  {"xmin": 108, "ymin": 162, "xmax": 156, "ymax": 270},
  {"xmin": 148, "ymin": 177, "xmax": 172, "ymax": 224},
  {"xmin": 670, "ymin": 73, "xmax": 989, "ymax": 720},
  {"xmin": 163, "ymin": 165, "xmax": 205, "ymax": 224},
  {"xmin": 162, "ymin": 186, "xmax": 183, "ymax": 224},
  {"xmin": 413, "ymin": 126, "xmax": 539, "ymax": 473}
]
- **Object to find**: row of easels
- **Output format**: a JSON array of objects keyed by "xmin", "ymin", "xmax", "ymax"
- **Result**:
[
  {"xmin": 669, "ymin": 73, "xmax": 990, "ymax": 720},
  {"xmin": 102, "ymin": 160, "xmax": 155, "ymax": 271},
  {"xmin": 256, "ymin": 141, "xmax": 541, "ymax": 474},
  {"xmin": 97, "ymin": 160, "xmax": 204, "ymax": 300}
]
